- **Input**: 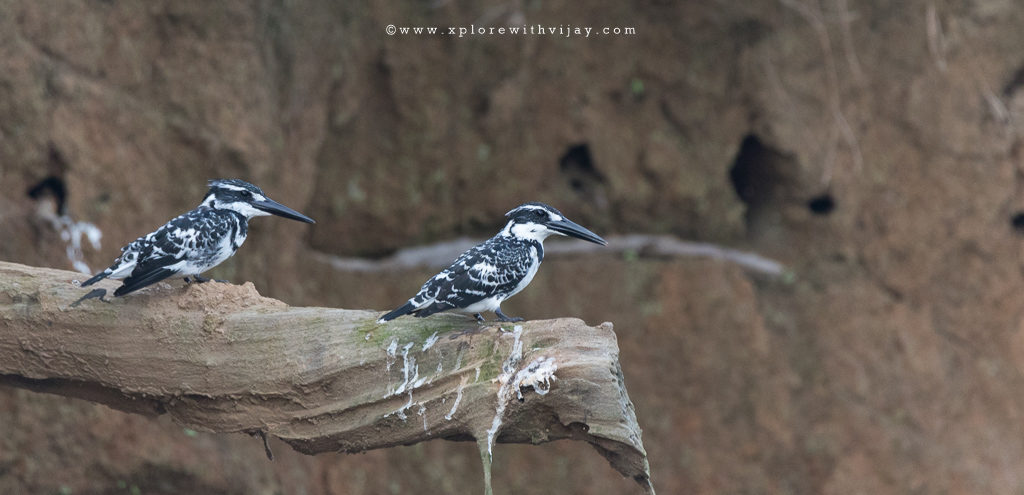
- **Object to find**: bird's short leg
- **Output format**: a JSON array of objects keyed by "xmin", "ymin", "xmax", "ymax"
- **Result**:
[
  {"xmin": 189, "ymin": 274, "xmax": 229, "ymax": 284},
  {"xmin": 494, "ymin": 308, "xmax": 524, "ymax": 322},
  {"xmin": 474, "ymin": 313, "xmax": 485, "ymax": 323}
]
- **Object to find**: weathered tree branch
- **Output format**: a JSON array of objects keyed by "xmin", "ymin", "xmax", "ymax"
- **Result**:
[
  {"xmin": 311, "ymin": 234, "xmax": 786, "ymax": 277},
  {"xmin": 0, "ymin": 262, "xmax": 653, "ymax": 494}
]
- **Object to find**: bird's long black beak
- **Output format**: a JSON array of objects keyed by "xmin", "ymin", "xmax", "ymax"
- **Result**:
[
  {"xmin": 548, "ymin": 218, "xmax": 607, "ymax": 245},
  {"xmin": 253, "ymin": 198, "xmax": 316, "ymax": 224}
]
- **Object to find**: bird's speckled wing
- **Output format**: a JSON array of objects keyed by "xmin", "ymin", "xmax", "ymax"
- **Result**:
[
  {"xmin": 85, "ymin": 207, "xmax": 242, "ymax": 296},
  {"xmin": 410, "ymin": 237, "xmax": 534, "ymax": 315},
  {"xmin": 112, "ymin": 210, "xmax": 214, "ymax": 295}
]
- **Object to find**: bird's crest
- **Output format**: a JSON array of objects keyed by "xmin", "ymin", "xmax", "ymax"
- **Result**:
[
  {"xmin": 207, "ymin": 179, "xmax": 265, "ymax": 196},
  {"xmin": 505, "ymin": 202, "xmax": 562, "ymax": 218}
]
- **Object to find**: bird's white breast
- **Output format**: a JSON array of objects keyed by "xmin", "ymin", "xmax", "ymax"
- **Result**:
[
  {"xmin": 462, "ymin": 296, "xmax": 503, "ymax": 313},
  {"xmin": 181, "ymin": 230, "xmax": 245, "ymax": 275}
]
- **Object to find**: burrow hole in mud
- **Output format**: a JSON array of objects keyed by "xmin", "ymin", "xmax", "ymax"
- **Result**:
[
  {"xmin": 807, "ymin": 194, "xmax": 836, "ymax": 215},
  {"xmin": 728, "ymin": 134, "xmax": 794, "ymax": 207},
  {"xmin": 26, "ymin": 176, "xmax": 68, "ymax": 215},
  {"xmin": 26, "ymin": 143, "xmax": 71, "ymax": 215},
  {"xmin": 559, "ymin": 143, "xmax": 606, "ymax": 193},
  {"xmin": 1011, "ymin": 212, "xmax": 1024, "ymax": 234}
]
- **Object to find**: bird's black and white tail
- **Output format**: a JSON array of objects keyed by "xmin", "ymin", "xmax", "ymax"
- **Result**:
[
  {"xmin": 112, "ymin": 266, "xmax": 177, "ymax": 297},
  {"xmin": 378, "ymin": 301, "xmax": 417, "ymax": 323},
  {"xmin": 80, "ymin": 269, "xmax": 112, "ymax": 287}
]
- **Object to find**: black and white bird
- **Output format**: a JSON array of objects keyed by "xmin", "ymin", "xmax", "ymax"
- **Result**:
[
  {"xmin": 378, "ymin": 202, "xmax": 606, "ymax": 323},
  {"xmin": 79, "ymin": 179, "xmax": 315, "ymax": 297}
]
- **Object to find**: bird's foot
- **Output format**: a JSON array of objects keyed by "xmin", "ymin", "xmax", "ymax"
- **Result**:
[
  {"xmin": 474, "ymin": 313, "xmax": 485, "ymax": 323},
  {"xmin": 494, "ymin": 309, "xmax": 524, "ymax": 322},
  {"xmin": 185, "ymin": 275, "xmax": 228, "ymax": 284},
  {"xmin": 71, "ymin": 288, "xmax": 109, "ymax": 307}
]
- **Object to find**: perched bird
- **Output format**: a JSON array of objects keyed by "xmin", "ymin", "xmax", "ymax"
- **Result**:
[
  {"xmin": 378, "ymin": 202, "xmax": 606, "ymax": 323},
  {"xmin": 79, "ymin": 179, "xmax": 315, "ymax": 297}
]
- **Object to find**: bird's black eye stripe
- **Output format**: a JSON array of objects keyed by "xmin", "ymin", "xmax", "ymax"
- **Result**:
[
  {"xmin": 241, "ymin": 190, "xmax": 252, "ymax": 198},
  {"xmin": 534, "ymin": 210, "xmax": 545, "ymax": 218}
]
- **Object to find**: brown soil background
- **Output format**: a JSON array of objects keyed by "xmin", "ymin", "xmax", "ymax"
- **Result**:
[{"xmin": 4, "ymin": 0, "xmax": 1024, "ymax": 493}]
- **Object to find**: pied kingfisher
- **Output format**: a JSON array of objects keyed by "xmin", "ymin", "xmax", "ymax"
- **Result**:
[
  {"xmin": 378, "ymin": 202, "xmax": 606, "ymax": 323},
  {"xmin": 79, "ymin": 179, "xmax": 315, "ymax": 297}
]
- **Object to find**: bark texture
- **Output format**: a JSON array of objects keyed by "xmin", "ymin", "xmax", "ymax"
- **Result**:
[{"xmin": 0, "ymin": 261, "xmax": 652, "ymax": 494}]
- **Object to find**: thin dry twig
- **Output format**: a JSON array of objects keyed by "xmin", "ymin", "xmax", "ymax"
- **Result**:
[
  {"xmin": 778, "ymin": 0, "xmax": 864, "ymax": 186},
  {"xmin": 926, "ymin": 2, "xmax": 948, "ymax": 72}
]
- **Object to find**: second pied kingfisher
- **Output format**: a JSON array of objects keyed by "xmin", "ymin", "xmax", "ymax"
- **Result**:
[
  {"xmin": 378, "ymin": 202, "xmax": 606, "ymax": 323},
  {"xmin": 80, "ymin": 179, "xmax": 315, "ymax": 297}
]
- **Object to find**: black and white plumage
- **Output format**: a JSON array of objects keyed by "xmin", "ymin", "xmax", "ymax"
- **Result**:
[
  {"xmin": 378, "ymin": 202, "xmax": 606, "ymax": 323},
  {"xmin": 79, "ymin": 179, "xmax": 315, "ymax": 297}
]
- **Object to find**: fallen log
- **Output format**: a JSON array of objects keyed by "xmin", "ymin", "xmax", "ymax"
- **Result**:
[{"xmin": 0, "ymin": 261, "xmax": 653, "ymax": 494}]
